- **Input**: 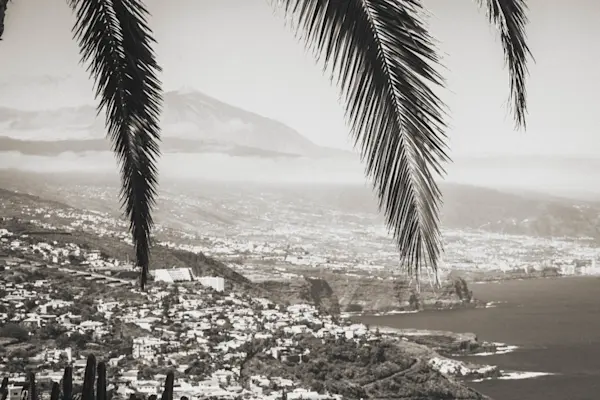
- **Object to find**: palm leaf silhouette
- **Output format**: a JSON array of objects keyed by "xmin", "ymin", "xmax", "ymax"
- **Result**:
[
  {"xmin": 0, "ymin": 0, "xmax": 532, "ymax": 287},
  {"xmin": 477, "ymin": 0, "xmax": 532, "ymax": 129},
  {"xmin": 0, "ymin": 0, "xmax": 7, "ymax": 40},
  {"xmin": 274, "ymin": 0, "xmax": 530, "ymax": 279},
  {"xmin": 69, "ymin": 0, "xmax": 162, "ymax": 289}
]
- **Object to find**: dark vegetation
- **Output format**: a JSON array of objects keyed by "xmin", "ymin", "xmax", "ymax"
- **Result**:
[
  {"xmin": 245, "ymin": 334, "xmax": 487, "ymax": 399},
  {"xmin": 0, "ymin": 323, "xmax": 29, "ymax": 342},
  {"xmin": 345, "ymin": 304, "xmax": 364, "ymax": 313}
]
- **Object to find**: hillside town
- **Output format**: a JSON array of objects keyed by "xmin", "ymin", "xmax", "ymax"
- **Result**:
[
  {"xmin": 1, "ymin": 184, "xmax": 590, "ymax": 399},
  {"xmin": 0, "ymin": 223, "xmax": 498, "ymax": 400},
  {"xmin": 0, "ymin": 186, "xmax": 598, "ymax": 399},
  {"xmin": 0, "ymin": 256, "xmax": 335, "ymax": 399}
]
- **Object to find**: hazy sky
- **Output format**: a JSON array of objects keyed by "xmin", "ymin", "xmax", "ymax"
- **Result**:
[{"xmin": 1, "ymin": 0, "xmax": 599, "ymax": 157}]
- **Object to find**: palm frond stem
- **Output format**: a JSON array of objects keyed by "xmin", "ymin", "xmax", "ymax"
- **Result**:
[{"xmin": 70, "ymin": 0, "xmax": 162, "ymax": 289}]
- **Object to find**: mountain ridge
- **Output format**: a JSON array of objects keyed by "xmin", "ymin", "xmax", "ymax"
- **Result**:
[
  {"xmin": 0, "ymin": 169, "xmax": 599, "ymax": 242},
  {"xmin": 0, "ymin": 88, "xmax": 354, "ymax": 159}
]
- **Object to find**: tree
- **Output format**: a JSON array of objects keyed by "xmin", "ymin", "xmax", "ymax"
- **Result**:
[
  {"xmin": 138, "ymin": 367, "xmax": 156, "ymax": 380},
  {"xmin": 184, "ymin": 360, "xmax": 210, "ymax": 377},
  {"xmin": 23, "ymin": 299, "xmax": 37, "ymax": 312},
  {"xmin": 0, "ymin": 323, "xmax": 29, "ymax": 342},
  {"xmin": 69, "ymin": 331, "xmax": 93, "ymax": 349},
  {"xmin": 0, "ymin": 0, "xmax": 532, "ymax": 289},
  {"xmin": 238, "ymin": 335, "xmax": 274, "ymax": 388},
  {"xmin": 39, "ymin": 322, "xmax": 68, "ymax": 340}
]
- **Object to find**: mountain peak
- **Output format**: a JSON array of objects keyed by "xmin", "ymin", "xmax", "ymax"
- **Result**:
[
  {"xmin": 0, "ymin": 87, "xmax": 349, "ymax": 158},
  {"xmin": 176, "ymin": 85, "xmax": 200, "ymax": 95}
]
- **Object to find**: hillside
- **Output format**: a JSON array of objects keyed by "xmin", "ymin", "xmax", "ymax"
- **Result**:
[
  {"xmin": 446, "ymin": 155, "xmax": 600, "ymax": 200},
  {"xmin": 439, "ymin": 183, "xmax": 600, "ymax": 240},
  {"xmin": 0, "ymin": 181, "xmax": 485, "ymax": 313},
  {"xmin": 0, "ymin": 211, "xmax": 254, "ymax": 289},
  {"xmin": 0, "ymin": 186, "xmax": 266, "ymax": 293},
  {"xmin": 320, "ymin": 180, "xmax": 600, "ymax": 240},
  {"xmin": 0, "ymin": 187, "xmax": 346, "ymax": 313},
  {"xmin": 0, "ymin": 89, "xmax": 351, "ymax": 159},
  {"xmin": 1, "ymin": 169, "xmax": 599, "ymax": 241}
]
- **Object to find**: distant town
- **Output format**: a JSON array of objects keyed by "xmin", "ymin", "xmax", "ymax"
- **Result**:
[{"xmin": 3, "ymin": 189, "xmax": 600, "ymax": 283}]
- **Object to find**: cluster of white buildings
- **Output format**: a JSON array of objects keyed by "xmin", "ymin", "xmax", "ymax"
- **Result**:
[
  {"xmin": 438, "ymin": 229, "xmax": 600, "ymax": 276},
  {"xmin": 0, "ymin": 256, "xmax": 363, "ymax": 399},
  {"xmin": 1, "ymin": 227, "xmax": 134, "ymax": 272},
  {"xmin": 151, "ymin": 268, "xmax": 225, "ymax": 292},
  {"xmin": 151, "ymin": 268, "xmax": 194, "ymax": 283},
  {"xmin": 132, "ymin": 336, "xmax": 169, "ymax": 359}
]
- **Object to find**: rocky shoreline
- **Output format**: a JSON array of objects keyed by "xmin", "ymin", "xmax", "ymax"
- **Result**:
[
  {"xmin": 372, "ymin": 327, "xmax": 513, "ymax": 382},
  {"xmin": 263, "ymin": 264, "xmax": 575, "ymax": 316},
  {"xmin": 261, "ymin": 267, "xmax": 571, "ymax": 397}
]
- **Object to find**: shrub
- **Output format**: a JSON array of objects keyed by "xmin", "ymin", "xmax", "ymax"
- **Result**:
[
  {"xmin": 345, "ymin": 303, "xmax": 363, "ymax": 313},
  {"xmin": 0, "ymin": 323, "xmax": 29, "ymax": 341}
]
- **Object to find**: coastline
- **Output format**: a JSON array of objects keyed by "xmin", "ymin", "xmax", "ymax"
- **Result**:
[
  {"xmin": 317, "ymin": 273, "xmax": 600, "ymax": 395},
  {"xmin": 360, "ymin": 321, "xmax": 556, "ymax": 387},
  {"xmin": 344, "ymin": 274, "xmax": 599, "ymax": 389},
  {"xmin": 364, "ymin": 325, "xmax": 504, "ymax": 381},
  {"xmin": 2, "ymin": 182, "xmax": 599, "ymax": 399}
]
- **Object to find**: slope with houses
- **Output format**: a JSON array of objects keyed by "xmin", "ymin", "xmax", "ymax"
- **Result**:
[{"xmin": 0, "ymin": 225, "xmax": 498, "ymax": 400}]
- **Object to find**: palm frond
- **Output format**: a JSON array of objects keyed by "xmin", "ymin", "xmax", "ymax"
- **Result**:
[
  {"xmin": 70, "ymin": 0, "xmax": 163, "ymax": 290},
  {"xmin": 477, "ymin": 0, "xmax": 532, "ymax": 129},
  {"xmin": 0, "ymin": 0, "xmax": 9, "ymax": 40},
  {"xmin": 275, "ymin": 0, "xmax": 449, "ymax": 279}
]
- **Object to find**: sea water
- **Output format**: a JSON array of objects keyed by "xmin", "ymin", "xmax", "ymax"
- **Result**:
[{"xmin": 359, "ymin": 277, "xmax": 600, "ymax": 400}]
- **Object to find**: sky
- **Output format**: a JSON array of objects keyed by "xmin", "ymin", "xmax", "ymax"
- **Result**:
[{"xmin": 1, "ymin": 0, "xmax": 599, "ymax": 157}]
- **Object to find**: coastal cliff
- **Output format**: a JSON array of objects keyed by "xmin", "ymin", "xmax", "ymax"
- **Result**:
[
  {"xmin": 317, "ymin": 272, "xmax": 479, "ymax": 313},
  {"xmin": 260, "ymin": 272, "xmax": 480, "ymax": 315},
  {"xmin": 259, "ymin": 276, "xmax": 341, "ymax": 315}
]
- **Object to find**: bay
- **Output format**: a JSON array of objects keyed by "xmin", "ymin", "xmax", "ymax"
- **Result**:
[{"xmin": 358, "ymin": 277, "xmax": 600, "ymax": 400}]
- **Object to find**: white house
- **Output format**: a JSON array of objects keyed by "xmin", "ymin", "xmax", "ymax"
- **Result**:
[
  {"xmin": 151, "ymin": 268, "xmax": 194, "ymax": 283},
  {"xmin": 197, "ymin": 276, "xmax": 225, "ymax": 292},
  {"xmin": 132, "ymin": 336, "xmax": 166, "ymax": 359}
]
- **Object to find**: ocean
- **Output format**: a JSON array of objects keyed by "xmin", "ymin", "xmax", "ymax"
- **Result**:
[{"xmin": 358, "ymin": 277, "xmax": 600, "ymax": 400}]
